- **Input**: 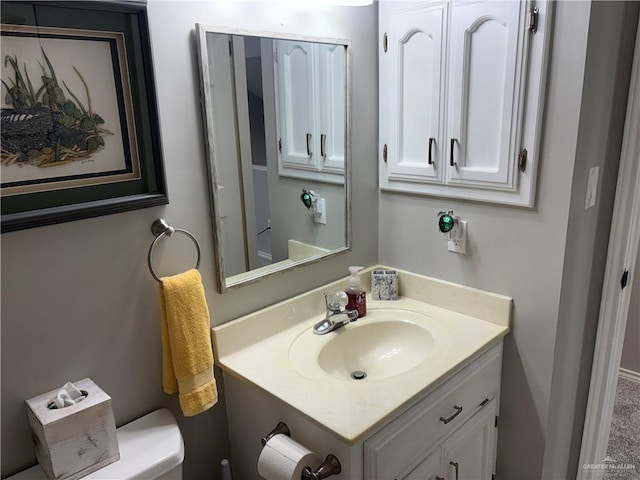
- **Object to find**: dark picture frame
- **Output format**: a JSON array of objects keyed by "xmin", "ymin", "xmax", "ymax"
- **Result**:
[{"xmin": 1, "ymin": 1, "xmax": 167, "ymax": 232}]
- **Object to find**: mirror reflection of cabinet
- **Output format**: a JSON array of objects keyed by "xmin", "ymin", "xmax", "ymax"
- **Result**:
[
  {"xmin": 196, "ymin": 25, "xmax": 351, "ymax": 292},
  {"xmin": 275, "ymin": 40, "xmax": 346, "ymax": 184},
  {"xmin": 380, "ymin": 0, "xmax": 552, "ymax": 207}
]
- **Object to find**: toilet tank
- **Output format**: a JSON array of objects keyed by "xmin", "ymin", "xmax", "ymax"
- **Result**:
[{"xmin": 8, "ymin": 409, "xmax": 184, "ymax": 480}]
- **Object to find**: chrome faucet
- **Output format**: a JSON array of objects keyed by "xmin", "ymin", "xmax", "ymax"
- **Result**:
[{"xmin": 313, "ymin": 291, "xmax": 359, "ymax": 335}]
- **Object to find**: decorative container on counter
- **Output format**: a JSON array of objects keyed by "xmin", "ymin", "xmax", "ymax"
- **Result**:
[{"xmin": 371, "ymin": 269, "xmax": 399, "ymax": 300}]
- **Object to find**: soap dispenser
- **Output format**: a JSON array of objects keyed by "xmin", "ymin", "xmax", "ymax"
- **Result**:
[{"xmin": 346, "ymin": 266, "xmax": 366, "ymax": 318}]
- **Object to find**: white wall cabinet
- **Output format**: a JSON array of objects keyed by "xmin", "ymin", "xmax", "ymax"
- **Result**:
[
  {"xmin": 274, "ymin": 40, "xmax": 346, "ymax": 184},
  {"xmin": 379, "ymin": 0, "xmax": 552, "ymax": 206}
]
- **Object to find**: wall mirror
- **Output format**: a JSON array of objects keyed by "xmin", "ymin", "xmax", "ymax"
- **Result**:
[{"xmin": 196, "ymin": 25, "xmax": 351, "ymax": 292}]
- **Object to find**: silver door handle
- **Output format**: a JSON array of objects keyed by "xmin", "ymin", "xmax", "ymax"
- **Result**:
[
  {"xmin": 321, "ymin": 134, "xmax": 327, "ymax": 158},
  {"xmin": 306, "ymin": 133, "xmax": 312, "ymax": 157}
]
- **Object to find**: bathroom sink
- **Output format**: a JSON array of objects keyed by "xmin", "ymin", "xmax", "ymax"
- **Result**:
[{"xmin": 289, "ymin": 309, "xmax": 451, "ymax": 381}]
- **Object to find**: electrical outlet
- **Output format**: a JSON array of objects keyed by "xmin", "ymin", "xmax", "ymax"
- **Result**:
[
  {"xmin": 448, "ymin": 220, "xmax": 467, "ymax": 254},
  {"xmin": 314, "ymin": 198, "xmax": 327, "ymax": 224}
]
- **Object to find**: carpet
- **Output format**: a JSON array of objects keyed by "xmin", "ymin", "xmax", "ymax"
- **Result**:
[{"xmin": 604, "ymin": 376, "xmax": 640, "ymax": 479}]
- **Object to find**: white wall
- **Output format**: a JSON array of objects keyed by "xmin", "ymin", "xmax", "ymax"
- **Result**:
[
  {"xmin": 378, "ymin": 2, "xmax": 638, "ymax": 478},
  {"xmin": 543, "ymin": 3, "xmax": 639, "ymax": 477},
  {"xmin": 0, "ymin": 2, "xmax": 379, "ymax": 478}
]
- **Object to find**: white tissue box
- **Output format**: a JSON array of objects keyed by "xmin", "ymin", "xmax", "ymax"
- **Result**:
[{"xmin": 25, "ymin": 378, "xmax": 120, "ymax": 480}]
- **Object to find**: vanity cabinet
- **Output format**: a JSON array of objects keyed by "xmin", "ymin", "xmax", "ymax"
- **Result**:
[
  {"xmin": 379, "ymin": 0, "xmax": 552, "ymax": 207},
  {"xmin": 274, "ymin": 40, "xmax": 346, "ymax": 184},
  {"xmin": 364, "ymin": 343, "xmax": 501, "ymax": 479},
  {"xmin": 403, "ymin": 400, "xmax": 497, "ymax": 480},
  {"xmin": 221, "ymin": 341, "xmax": 503, "ymax": 480}
]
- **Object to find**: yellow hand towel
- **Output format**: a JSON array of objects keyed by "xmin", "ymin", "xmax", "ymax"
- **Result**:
[{"xmin": 160, "ymin": 269, "xmax": 218, "ymax": 416}]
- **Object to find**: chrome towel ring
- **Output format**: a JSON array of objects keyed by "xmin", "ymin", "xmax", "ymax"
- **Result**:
[{"xmin": 148, "ymin": 219, "xmax": 201, "ymax": 283}]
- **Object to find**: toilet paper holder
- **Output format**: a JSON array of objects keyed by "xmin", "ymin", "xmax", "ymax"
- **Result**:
[
  {"xmin": 301, "ymin": 454, "xmax": 342, "ymax": 480},
  {"xmin": 261, "ymin": 421, "xmax": 291, "ymax": 446},
  {"xmin": 260, "ymin": 422, "xmax": 342, "ymax": 479}
]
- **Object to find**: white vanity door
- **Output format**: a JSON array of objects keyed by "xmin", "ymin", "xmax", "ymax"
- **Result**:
[
  {"xmin": 442, "ymin": 399, "xmax": 497, "ymax": 480},
  {"xmin": 274, "ymin": 39, "xmax": 318, "ymax": 173},
  {"xmin": 403, "ymin": 449, "xmax": 443, "ymax": 480},
  {"xmin": 380, "ymin": 1, "xmax": 447, "ymax": 184},
  {"xmin": 446, "ymin": 0, "xmax": 527, "ymax": 191},
  {"xmin": 317, "ymin": 43, "xmax": 346, "ymax": 178}
]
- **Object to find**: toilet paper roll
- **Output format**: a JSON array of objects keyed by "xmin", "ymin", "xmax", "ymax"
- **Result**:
[{"xmin": 257, "ymin": 434, "xmax": 319, "ymax": 480}]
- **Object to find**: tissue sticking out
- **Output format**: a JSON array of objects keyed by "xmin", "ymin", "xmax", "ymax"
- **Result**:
[{"xmin": 47, "ymin": 382, "xmax": 88, "ymax": 409}]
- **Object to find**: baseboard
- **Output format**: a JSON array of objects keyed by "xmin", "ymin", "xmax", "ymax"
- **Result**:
[
  {"xmin": 619, "ymin": 367, "xmax": 640, "ymax": 384},
  {"xmin": 257, "ymin": 250, "xmax": 272, "ymax": 262}
]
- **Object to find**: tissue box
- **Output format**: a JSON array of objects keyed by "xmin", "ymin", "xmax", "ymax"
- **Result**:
[{"xmin": 25, "ymin": 378, "xmax": 120, "ymax": 480}]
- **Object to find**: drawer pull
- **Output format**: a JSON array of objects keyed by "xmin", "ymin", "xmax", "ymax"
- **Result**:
[
  {"xmin": 450, "ymin": 461, "xmax": 459, "ymax": 480},
  {"xmin": 440, "ymin": 405, "xmax": 463, "ymax": 424},
  {"xmin": 479, "ymin": 398, "xmax": 490, "ymax": 407},
  {"xmin": 435, "ymin": 477, "xmax": 445, "ymax": 480}
]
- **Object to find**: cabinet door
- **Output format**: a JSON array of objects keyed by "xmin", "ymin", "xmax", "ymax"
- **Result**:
[
  {"xmin": 447, "ymin": 0, "xmax": 527, "ymax": 190},
  {"xmin": 380, "ymin": 2, "xmax": 447, "ymax": 184},
  {"xmin": 274, "ymin": 39, "xmax": 317, "ymax": 172},
  {"xmin": 317, "ymin": 43, "xmax": 346, "ymax": 178},
  {"xmin": 442, "ymin": 399, "xmax": 497, "ymax": 480},
  {"xmin": 403, "ymin": 449, "xmax": 443, "ymax": 480}
]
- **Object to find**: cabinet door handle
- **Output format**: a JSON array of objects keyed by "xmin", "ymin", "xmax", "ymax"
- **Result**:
[
  {"xmin": 450, "ymin": 461, "xmax": 459, "ymax": 480},
  {"xmin": 440, "ymin": 405, "xmax": 463, "ymax": 424},
  {"xmin": 306, "ymin": 133, "xmax": 312, "ymax": 157},
  {"xmin": 428, "ymin": 137, "xmax": 435, "ymax": 165},
  {"xmin": 450, "ymin": 138, "xmax": 457, "ymax": 166},
  {"xmin": 321, "ymin": 133, "xmax": 327, "ymax": 158},
  {"xmin": 435, "ymin": 477, "xmax": 445, "ymax": 480}
]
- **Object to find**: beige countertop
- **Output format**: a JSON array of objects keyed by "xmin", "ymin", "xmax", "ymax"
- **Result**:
[{"xmin": 212, "ymin": 266, "xmax": 511, "ymax": 444}]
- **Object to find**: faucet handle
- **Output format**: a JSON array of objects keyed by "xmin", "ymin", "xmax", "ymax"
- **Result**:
[{"xmin": 325, "ymin": 291, "xmax": 348, "ymax": 311}]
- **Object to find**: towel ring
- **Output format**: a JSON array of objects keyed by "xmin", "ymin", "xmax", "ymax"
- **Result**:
[{"xmin": 148, "ymin": 219, "xmax": 201, "ymax": 283}]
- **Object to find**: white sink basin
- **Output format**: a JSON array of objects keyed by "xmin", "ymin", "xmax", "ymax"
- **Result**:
[{"xmin": 289, "ymin": 308, "xmax": 452, "ymax": 381}]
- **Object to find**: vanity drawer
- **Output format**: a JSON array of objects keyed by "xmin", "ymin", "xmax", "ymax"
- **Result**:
[{"xmin": 364, "ymin": 343, "xmax": 502, "ymax": 480}]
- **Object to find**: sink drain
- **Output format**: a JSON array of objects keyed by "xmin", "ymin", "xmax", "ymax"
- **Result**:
[{"xmin": 351, "ymin": 371, "xmax": 367, "ymax": 380}]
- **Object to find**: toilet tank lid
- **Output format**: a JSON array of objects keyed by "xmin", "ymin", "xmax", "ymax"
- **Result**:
[
  {"xmin": 89, "ymin": 408, "xmax": 184, "ymax": 479},
  {"xmin": 8, "ymin": 409, "xmax": 184, "ymax": 480}
]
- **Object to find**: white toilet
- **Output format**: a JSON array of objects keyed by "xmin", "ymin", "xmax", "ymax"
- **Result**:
[{"xmin": 8, "ymin": 409, "xmax": 184, "ymax": 480}]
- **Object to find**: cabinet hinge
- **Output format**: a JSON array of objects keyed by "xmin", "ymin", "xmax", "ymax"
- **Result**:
[
  {"xmin": 529, "ymin": 7, "xmax": 539, "ymax": 34},
  {"xmin": 518, "ymin": 148, "xmax": 528, "ymax": 173},
  {"xmin": 621, "ymin": 270, "xmax": 629, "ymax": 289},
  {"xmin": 383, "ymin": 32, "xmax": 388, "ymax": 53},
  {"xmin": 278, "ymin": 138, "xmax": 282, "ymax": 153},
  {"xmin": 495, "ymin": 415, "xmax": 499, "ymax": 428},
  {"xmin": 274, "ymin": 47, "xmax": 278, "ymax": 63},
  {"xmin": 383, "ymin": 143, "xmax": 388, "ymax": 163}
]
